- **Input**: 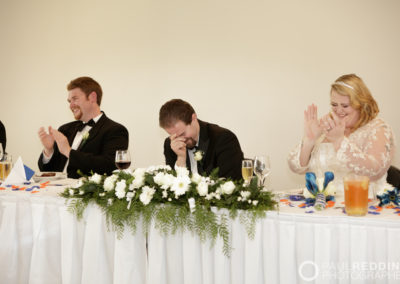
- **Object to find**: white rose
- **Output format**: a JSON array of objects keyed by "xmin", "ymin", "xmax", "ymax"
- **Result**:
[
  {"xmin": 133, "ymin": 168, "xmax": 146, "ymax": 178},
  {"xmin": 252, "ymin": 200, "xmax": 259, "ymax": 206},
  {"xmin": 194, "ymin": 150, "xmax": 203, "ymax": 161},
  {"xmin": 79, "ymin": 190, "xmax": 84, "ymax": 195},
  {"xmin": 191, "ymin": 172, "xmax": 202, "ymax": 184},
  {"xmin": 73, "ymin": 179, "xmax": 84, "ymax": 189},
  {"xmin": 197, "ymin": 181, "xmax": 208, "ymax": 196},
  {"xmin": 171, "ymin": 175, "xmax": 191, "ymax": 196},
  {"xmin": 221, "ymin": 181, "xmax": 235, "ymax": 195},
  {"xmin": 115, "ymin": 180, "xmax": 127, "ymax": 199},
  {"xmin": 240, "ymin": 191, "xmax": 251, "ymax": 200},
  {"xmin": 139, "ymin": 186, "xmax": 156, "ymax": 205},
  {"xmin": 162, "ymin": 190, "xmax": 168, "ymax": 198},
  {"xmin": 89, "ymin": 173, "xmax": 102, "ymax": 184},
  {"xmin": 126, "ymin": 191, "xmax": 135, "ymax": 199},
  {"xmin": 175, "ymin": 165, "xmax": 189, "ymax": 177},
  {"xmin": 99, "ymin": 192, "xmax": 105, "ymax": 197},
  {"xmin": 104, "ymin": 175, "xmax": 118, "ymax": 191},
  {"xmin": 69, "ymin": 189, "xmax": 75, "ymax": 196},
  {"xmin": 205, "ymin": 194, "xmax": 213, "ymax": 200},
  {"xmin": 131, "ymin": 175, "xmax": 144, "ymax": 189}
]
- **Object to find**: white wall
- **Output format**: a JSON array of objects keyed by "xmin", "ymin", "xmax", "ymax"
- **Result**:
[{"xmin": 1, "ymin": 0, "xmax": 399, "ymax": 190}]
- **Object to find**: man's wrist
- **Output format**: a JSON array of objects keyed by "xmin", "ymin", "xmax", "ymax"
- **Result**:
[{"xmin": 176, "ymin": 156, "xmax": 186, "ymax": 167}]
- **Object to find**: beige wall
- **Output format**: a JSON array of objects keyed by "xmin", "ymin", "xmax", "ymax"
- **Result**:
[{"xmin": 1, "ymin": 0, "xmax": 399, "ymax": 190}]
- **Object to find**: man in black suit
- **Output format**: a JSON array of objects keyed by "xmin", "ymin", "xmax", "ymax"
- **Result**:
[
  {"xmin": 0, "ymin": 121, "xmax": 6, "ymax": 153},
  {"xmin": 159, "ymin": 99, "xmax": 243, "ymax": 180},
  {"xmin": 38, "ymin": 77, "xmax": 129, "ymax": 178}
]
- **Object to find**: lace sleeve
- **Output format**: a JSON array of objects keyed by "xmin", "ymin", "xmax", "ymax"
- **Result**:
[
  {"xmin": 287, "ymin": 141, "xmax": 309, "ymax": 174},
  {"xmin": 336, "ymin": 119, "xmax": 395, "ymax": 180}
]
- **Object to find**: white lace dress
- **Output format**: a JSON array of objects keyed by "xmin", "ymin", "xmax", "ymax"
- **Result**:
[{"xmin": 288, "ymin": 117, "xmax": 396, "ymax": 196}]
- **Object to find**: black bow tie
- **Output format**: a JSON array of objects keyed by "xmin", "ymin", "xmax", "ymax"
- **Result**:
[{"xmin": 77, "ymin": 119, "xmax": 95, "ymax": 131}]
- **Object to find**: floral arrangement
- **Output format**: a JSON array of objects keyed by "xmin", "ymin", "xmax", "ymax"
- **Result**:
[
  {"xmin": 60, "ymin": 165, "xmax": 277, "ymax": 256},
  {"xmin": 303, "ymin": 172, "xmax": 336, "ymax": 210},
  {"xmin": 377, "ymin": 186, "xmax": 400, "ymax": 207}
]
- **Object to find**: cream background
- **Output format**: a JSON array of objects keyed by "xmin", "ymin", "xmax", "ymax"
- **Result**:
[{"xmin": 1, "ymin": 0, "xmax": 399, "ymax": 190}]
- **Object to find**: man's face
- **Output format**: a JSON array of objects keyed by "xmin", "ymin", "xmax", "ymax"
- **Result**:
[
  {"xmin": 165, "ymin": 117, "xmax": 199, "ymax": 149},
  {"xmin": 67, "ymin": 88, "xmax": 91, "ymax": 121}
]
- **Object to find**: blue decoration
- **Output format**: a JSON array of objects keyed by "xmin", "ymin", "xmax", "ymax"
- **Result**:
[
  {"xmin": 305, "ymin": 171, "xmax": 335, "ymax": 210},
  {"xmin": 377, "ymin": 187, "xmax": 400, "ymax": 207}
]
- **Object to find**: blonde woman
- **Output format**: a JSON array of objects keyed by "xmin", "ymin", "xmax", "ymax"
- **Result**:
[{"xmin": 288, "ymin": 74, "xmax": 396, "ymax": 196}]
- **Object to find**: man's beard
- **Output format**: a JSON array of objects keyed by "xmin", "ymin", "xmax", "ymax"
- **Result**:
[{"xmin": 185, "ymin": 138, "xmax": 197, "ymax": 149}]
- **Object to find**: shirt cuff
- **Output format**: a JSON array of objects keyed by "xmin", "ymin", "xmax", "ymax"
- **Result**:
[{"xmin": 42, "ymin": 150, "xmax": 54, "ymax": 164}]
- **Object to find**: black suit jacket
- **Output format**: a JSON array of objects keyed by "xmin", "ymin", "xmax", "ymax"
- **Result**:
[
  {"xmin": 38, "ymin": 113, "xmax": 129, "ymax": 178},
  {"xmin": 164, "ymin": 120, "xmax": 243, "ymax": 180},
  {"xmin": 0, "ymin": 121, "xmax": 5, "ymax": 152}
]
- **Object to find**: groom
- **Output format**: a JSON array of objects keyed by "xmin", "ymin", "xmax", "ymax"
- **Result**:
[
  {"xmin": 38, "ymin": 76, "xmax": 129, "ymax": 178},
  {"xmin": 159, "ymin": 99, "xmax": 243, "ymax": 180}
]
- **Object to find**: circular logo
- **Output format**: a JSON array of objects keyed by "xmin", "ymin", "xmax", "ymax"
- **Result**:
[{"xmin": 298, "ymin": 261, "xmax": 319, "ymax": 281}]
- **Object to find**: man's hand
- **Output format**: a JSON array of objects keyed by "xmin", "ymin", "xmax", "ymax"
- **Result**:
[
  {"xmin": 50, "ymin": 127, "xmax": 72, "ymax": 158},
  {"xmin": 170, "ymin": 134, "xmax": 187, "ymax": 166},
  {"xmin": 38, "ymin": 126, "xmax": 55, "ymax": 156}
]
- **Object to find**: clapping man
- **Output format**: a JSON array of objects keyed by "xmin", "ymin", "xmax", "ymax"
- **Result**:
[
  {"xmin": 38, "ymin": 77, "xmax": 129, "ymax": 178},
  {"xmin": 159, "ymin": 99, "xmax": 243, "ymax": 180}
]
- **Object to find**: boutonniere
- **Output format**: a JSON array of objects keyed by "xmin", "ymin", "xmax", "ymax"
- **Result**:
[
  {"xmin": 194, "ymin": 150, "xmax": 204, "ymax": 162},
  {"xmin": 80, "ymin": 131, "xmax": 90, "ymax": 148}
]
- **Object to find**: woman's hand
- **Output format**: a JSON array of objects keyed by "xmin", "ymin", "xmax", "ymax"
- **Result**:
[
  {"xmin": 303, "ymin": 104, "xmax": 323, "ymax": 145},
  {"xmin": 320, "ymin": 112, "xmax": 346, "ymax": 150}
]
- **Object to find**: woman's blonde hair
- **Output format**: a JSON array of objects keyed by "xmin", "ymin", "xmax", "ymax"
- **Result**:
[{"xmin": 331, "ymin": 74, "xmax": 379, "ymax": 130}]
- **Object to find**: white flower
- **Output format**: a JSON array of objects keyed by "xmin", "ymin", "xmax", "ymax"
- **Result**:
[
  {"xmin": 240, "ymin": 191, "xmax": 251, "ymax": 200},
  {"xmin": 215, "ymin": 193, "xmax": 221, "ymax": 200},
  {"xmin": 69, "ymin": 189, "xmax": 74, "ymax": 196},
  {"xmin": 175, "ymin": 165, "xmax": 189, "ymax": 177},
  {"xmin": 188, "ymin": 197, "xmax": 196, "ymax": 212},
  {"xmin": 104, "ymin": 175, "xmax": 118, "ymax": 191},
  {"xmin": 191, "ymin": 172, "xmax": 202, "ymax": 184},
  {"xmin": 99, "ymin": 192, "xmax": 105, "ymax": 197},
  {"xmin": 168, "ymin": 198, "xmax": 172, "ymax": 201},
  {"xmin": 197, "ymin": 181, "xmax": 208, "ymax": 196},
  {"xmin": 221, "ymin": 181, "xmax": 235, "ymax": 195},
  {"xmin": 126, "ymin": 191, "xmax": 135, "ymax": 199},
  {"xmin": 89, "ymin": 173, "xmax": 102, "ymax": 184},
  {"xmin": 171, "ymin": 175, "xmax": 191, "ymax": 196},
  {"xmin": 248, "ymin": 200, "xmax": 252, "ymax": 204},
  {"xmin": 194, "ymin": 150, "xmax": 203, "ymax": 161},
  {"xmin": 252, "ymin": 200, "xmax": 259, "ymax": 206},
  {"xmin": 82, "ymin": 131, "xmax": 89, "ymax": 141},
  {"xmin": 107, "ymin": 198, "xmax": 113, "ymax": 206},
  {"xmin": 162, "ymin": 190, "xmax": 168, "ymax": 198},
  {"xmin": 205, "ymin": 194, "xmax": 213, "ymax": 200},
  {"xmin": 79, "ymin": 190, "xmax": 84, "ymax": 195},
  {"xmin": 73, "ymin": 179, "xmax": 84, "ymax": 188},
  {"xmin": 133, "ymin": 168, "xmax": 146, "ymax": 178},
  {"xmin": 131, "ymin": 175, "xmax": 144, "ymax": 189},
  {"xmin": 115, "ymin": 180, "xmax": 127, "ymax": 199},
  {"xmin": 237, "ymin": 197, "xmax": 242, "ymax": 201},
  {"xmin": 140, "ymin": 186, "xmax": 156, "ymax": 205},
  {"xmin": 154, "ymin": 172, "xmax": 174, "ymax": 189}
]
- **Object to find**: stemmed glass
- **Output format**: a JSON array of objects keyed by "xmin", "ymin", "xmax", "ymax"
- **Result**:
[
  {"xmin": 115, "ymin": 150, "xmax": 131, "ymax": 170},
  {"xmin": 241, "ymin": 159, "xmax": 253, "ymax": 186},
  {"xmin": 253, "ymin": 155, "xmax": 271, "ymax": 188}
]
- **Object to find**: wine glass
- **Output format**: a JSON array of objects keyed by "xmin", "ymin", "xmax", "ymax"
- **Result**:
[
  {"xmin": 241, "ymin": 159, "xmax": 253, "ymax": 185},
  {"xmin": 253, "ymin": 155, "xmax": 271, "ymax": 188},
  {"xmin": 115, "ymin": 150, "xmax": 131, "ymax": 170},
  {"xmin": 0, "ymin": 143, "xmax": 3, "ymax": 161}
]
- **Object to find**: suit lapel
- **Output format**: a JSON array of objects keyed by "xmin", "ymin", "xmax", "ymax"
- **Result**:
[{"xmin": 197, "ymin": 120, "xmax": 210, "ymax": 175}]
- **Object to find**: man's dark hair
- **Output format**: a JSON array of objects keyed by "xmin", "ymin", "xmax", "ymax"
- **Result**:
[
  {"xmin": 67, "ymin": 76, "xmax": 103, "ymax": 106},
  {"xmin": 159, "ymin": 99, "xmax": 195, "ymax": 128}
]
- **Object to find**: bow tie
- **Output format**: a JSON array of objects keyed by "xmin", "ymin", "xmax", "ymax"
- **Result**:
[{"xmin": 77, "ymin": 119, "xmax": 95, "ymax": 131}]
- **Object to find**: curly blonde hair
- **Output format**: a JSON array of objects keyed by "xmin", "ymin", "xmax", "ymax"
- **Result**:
[{"xmin": 331, "ymin": 74, "xmax": 379, "ymax": 131}]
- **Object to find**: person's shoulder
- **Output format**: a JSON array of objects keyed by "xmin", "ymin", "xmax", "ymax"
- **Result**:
[
  {"xmin": 201, "ymin": 120, "xmax": 237, "ymax": 139},
  {"xmin": 59, "ymin": 120, "xmax": 80, "ymax": 130},
  {"xmin": 100, "ymin": 114, "xmax": 128, "ymax": 130}
]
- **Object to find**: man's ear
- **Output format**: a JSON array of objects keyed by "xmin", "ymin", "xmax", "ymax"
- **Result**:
[
  {"xmin": 88, "ymin": 91, "xmax": 97, "ymax": 103},
  {"xmin": 191, "ymin": 113, "xmax": 198, "ymax": 123}
]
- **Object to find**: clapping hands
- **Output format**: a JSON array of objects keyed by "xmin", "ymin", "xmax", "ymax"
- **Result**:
[
  {"xmin": 38, "ymin": 127, "xmax": 71, "ymax": 158},
  {"xmin": 304, "ymin": 104, "xmax": 346, "ymax": 148}
]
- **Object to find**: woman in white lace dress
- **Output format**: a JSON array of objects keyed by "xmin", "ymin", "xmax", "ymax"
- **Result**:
[{"xmin": 288, "ymin": 74, "xmax": 396, "ymax": 196}]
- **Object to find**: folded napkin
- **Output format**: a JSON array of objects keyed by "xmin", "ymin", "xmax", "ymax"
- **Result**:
[{"xmin": 3, "ymin": 156, "xmax": 35, "ymax": 185}]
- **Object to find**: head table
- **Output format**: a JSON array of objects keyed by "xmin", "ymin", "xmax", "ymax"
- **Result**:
[{"xmin": 0, "ymin": 179, "xmax": 399, "ymax": 284}]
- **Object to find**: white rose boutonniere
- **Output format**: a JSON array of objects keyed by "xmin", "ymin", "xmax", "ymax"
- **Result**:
[
  {"xmin": 194, "ymin": 150, "xmax": 204, "ymax": 162},
  {"xmin": 79, "ymin": 131, "xmax": 90, "ymax": 149}
]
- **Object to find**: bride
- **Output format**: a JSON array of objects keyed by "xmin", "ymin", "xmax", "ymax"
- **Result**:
[{"xmin": 288, "ymin": 74, "xmax": 396, "ymax": 197}]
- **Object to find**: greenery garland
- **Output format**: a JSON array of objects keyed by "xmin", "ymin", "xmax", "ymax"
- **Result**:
[{"xmin": 60, "ymin": 165, "xmax": 277, "ymax": 256}]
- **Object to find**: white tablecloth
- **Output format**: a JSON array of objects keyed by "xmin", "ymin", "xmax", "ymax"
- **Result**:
[{"xmin": 1, "ymin": 181, "xmax": 400, "ymax": 284}]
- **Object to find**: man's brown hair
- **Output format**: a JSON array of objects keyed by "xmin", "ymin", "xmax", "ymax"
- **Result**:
[
  {"xmin": 67, "ymin": 76, "xmax": 103, "ymax": 106},
  {"xmin": 159, "ymin": 99, "xmax": 195, "ymax": 128}
]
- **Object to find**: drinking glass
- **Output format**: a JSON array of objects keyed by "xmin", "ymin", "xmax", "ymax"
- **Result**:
[
  {"xmin": 241, "ymin": 159, "xmax": 253, "ymax": 185},
  {"xmin": 0, "ymin": 153, "xmax": 12, "ymax": 181},
  {"xmin": 253, "ymin": 155, "xmax": 271, "ymax": 188},
  {"xmin": 115, "ymin": 150, "xmax": 131, "ymax": 170},
  {"xmin": 344, "ymin": 174, "xmax": 369, "ymax": 216}
]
